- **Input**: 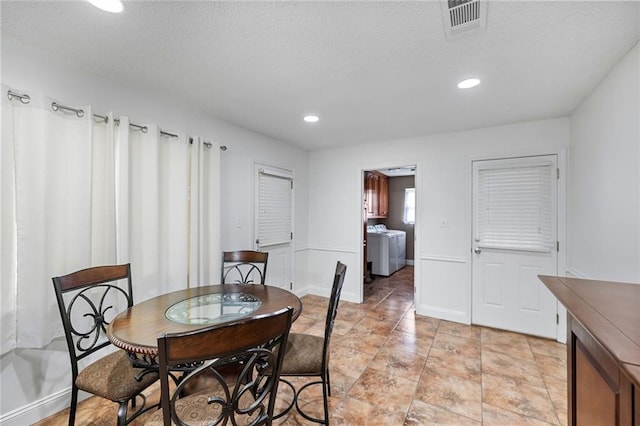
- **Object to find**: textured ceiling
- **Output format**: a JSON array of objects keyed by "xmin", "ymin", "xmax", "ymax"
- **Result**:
[{"xmin": 2, "ymin": 1, "xmax": 639, "ymax": 151}]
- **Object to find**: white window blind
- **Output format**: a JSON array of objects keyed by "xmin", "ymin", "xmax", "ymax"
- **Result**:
[
  {"xmin": 474, "ymin": 160, "xmax": 554, "ymax": 252},
  {"xmin": 257, "ymin": 168, "xmax": 293, "ymax": 248}
]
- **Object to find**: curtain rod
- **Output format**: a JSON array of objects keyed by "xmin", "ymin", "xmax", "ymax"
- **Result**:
[
  {"xmin": 49, "ymin": 101, "xmax": 179, "ymax": 139},
  {"xmin": 49, "ymin": 101, "xmax": 179, "ymax": 138},
  {"xmin": 113, "ymin": 119, "xmax": 178, "ymax": 139},
  {"xmin": 93, "ymin": 113, "xmax": 109, "ymax": 124},
  {"xmin": 6, "ymin": 89, "xmax": 180, "ymax": 139},
  {"xmin": 7, "ymin": 90, "xmax": 31, "ymax": 104},
  {"xmin": 188, "ymin": 138, "xmax": 214, "ymax": 149},
  {"xmin": 51, "ymin": 101, "xmax": 85, "ymax": 118}
]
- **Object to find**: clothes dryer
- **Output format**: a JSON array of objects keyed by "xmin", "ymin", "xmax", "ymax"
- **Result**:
[{"xmin": 367, "ymin": 224, "xmax": 406, "ymax": 276}]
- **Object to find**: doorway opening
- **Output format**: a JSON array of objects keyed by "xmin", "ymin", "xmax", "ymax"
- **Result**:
[{"xmin": 362, "ymin": 165, "xmax": 416, "ymax": 300}]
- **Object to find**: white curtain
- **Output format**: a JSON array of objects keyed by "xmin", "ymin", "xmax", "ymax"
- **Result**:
[
  {"xmin": 1, "ymin": 87, "xmax": 219, "ymax": 354},
  {"xmin": 2, "ymin": 89, "xmax": 109, "ymax": 349},
  {"xmin": 188, "ymin": 137, "xmax": 221, "ymax": 287},
  {"xmin": 91, "ymin": 112, "xmax": 118, "ymax": 264},
  {"xmin": 117, "ymin": 119, "xmax": 190, "ymax": 301},
  {"xmin": 1, "ymin": 86, "xmax": 18, "ymax": 352}
]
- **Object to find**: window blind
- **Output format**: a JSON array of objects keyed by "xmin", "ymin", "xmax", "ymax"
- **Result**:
[
  {"xmin": 474, "ymin": 161, "xmax": 554, "ymax": 252},
  {"xmin": 257, "ymin": 168, "xmax": 293, "ymax": 248}
]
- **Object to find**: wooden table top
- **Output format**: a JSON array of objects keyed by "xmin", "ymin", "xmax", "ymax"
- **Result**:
[
  {"xmin": 538, "ymin": 275, "xmax": 640, "ymax": 372},
  {"xmin": 623, "ymin": 363, "xmax": 640, "ymax": 388},
  {"xmin": 106, "ymin": 284, "xmax": 302, "ymax": 355}
]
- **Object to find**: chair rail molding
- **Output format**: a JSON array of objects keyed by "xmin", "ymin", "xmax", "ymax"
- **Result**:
[
  {"xmin": 420, "ymin": 254, "xmax": 468, "ymax": 264},
  {"xmin": 306, "ymin": 245, "xmax": 358, "ymax": 254}
]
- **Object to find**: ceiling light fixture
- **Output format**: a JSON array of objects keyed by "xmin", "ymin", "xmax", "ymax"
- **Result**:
[
  {"xmin": 88, "ymin": 0, "xmax": 124, "ymax": 13},
  {"xmin": 457, "ymin": 78, "xmax": 481, "ymax": 89},
  {"xmin": 303, "ymin": 115, "xmax": 319, "ymax": 123}
]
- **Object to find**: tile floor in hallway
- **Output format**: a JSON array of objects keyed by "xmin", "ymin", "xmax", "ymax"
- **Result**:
[{"xmin": 35, "ymin": 265, "xmax": 568, "ymax": 425}]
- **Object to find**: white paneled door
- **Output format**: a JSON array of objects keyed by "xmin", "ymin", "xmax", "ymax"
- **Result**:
[
  {"xmin": 254, "ymin": 163, "xmax": 294, "ymax": 290},
  {"xmin": 471, "ymin": 155, "xmax": 558, "ymax": 338}
]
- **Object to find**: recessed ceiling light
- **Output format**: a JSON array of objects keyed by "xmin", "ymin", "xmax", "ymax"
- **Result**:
[
  {"xmin": 303, "ymin": 115, "xmax": 319, "ymax": 123},
  {"xmin": 88, "ymin": 0, "xmax": 124, "ymax": 13},
  {"xmin": 457, "ymin": 78, "xmax": 480, "ymax": 89}
]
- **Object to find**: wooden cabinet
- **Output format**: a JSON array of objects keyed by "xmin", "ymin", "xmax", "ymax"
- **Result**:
[
  {"xmin": 364, "ymin": 171, "xmax": 388, "ymax": 218},
  {"xmin": 574, "ymin": 339, "xmax": 617, "ymax": 425},
  {"xmin": 364, "ymin": 172, "xmax": 377, "ymax": 217},
  {"xmin": 378, "ymin": 174, "xmax": 388, "ymax": 217},
  {"xmin": 539, "ymin": 276, "xmax": 640, "ymax": 426}
]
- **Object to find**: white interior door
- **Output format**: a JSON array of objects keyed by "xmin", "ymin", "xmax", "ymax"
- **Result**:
[
  {"xmin": 254, "ymin": 164, "xmax": 294, "ymax": 289},
  {"xmin": 262, "ymin": 245, "xmax": 292, "ymax": 289},
  {"xmin": 472, "ymin": 155, "xmax": 558, "ymax": 338}
]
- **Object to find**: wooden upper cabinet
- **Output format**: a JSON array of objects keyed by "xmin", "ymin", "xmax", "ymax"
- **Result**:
[
  {"xmin": 364, "ymin": 172, "xmax": 377, "ymax": 217},
  {"xmin": 364, "ymin": 171, "xmax": 388, "ymax": 219},
  {"xmin": 378, "ymin": 174, "xmax": 388, "ymax": 217}
]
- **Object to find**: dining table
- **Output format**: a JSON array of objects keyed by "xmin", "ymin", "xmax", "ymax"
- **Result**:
[{"xmin": 106, "ymin": 283, "xmax": 303, "ymax": 363}]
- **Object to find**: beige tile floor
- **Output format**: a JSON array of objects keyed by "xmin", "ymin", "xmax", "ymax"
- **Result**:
[{"xmin": 35, "ymin": 265, "xmax": 568, "ymax": 425}]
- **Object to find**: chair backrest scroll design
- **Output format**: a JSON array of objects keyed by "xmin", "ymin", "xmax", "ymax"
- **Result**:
[
  {"xmin": 221, "ymin": 250, "xmax": 269, "ymax": 285},
  {"xmin": 157, "ymin": 307, "xmax": 293, "ymax": 426},
  {"xmin": 53, "ymin": 264, "xmax": 133, "ymax": 365}
]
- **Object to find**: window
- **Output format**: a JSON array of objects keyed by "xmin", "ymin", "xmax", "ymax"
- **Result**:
[
  {"xmin": 256, "ymin": 167, "xmax": 293, "ymax": 248},
  {"xmin": 403, "ymin": 188, "xmax": 415, "ymax": 224}
]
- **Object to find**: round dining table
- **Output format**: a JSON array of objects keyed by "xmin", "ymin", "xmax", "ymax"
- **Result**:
[{"xmin": 106, "ymin": 284, "xmax": 302, "ymax": 357}]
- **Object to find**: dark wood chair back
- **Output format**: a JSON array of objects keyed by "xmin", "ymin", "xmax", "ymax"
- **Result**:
[
  {"xmin": 53, "ymin": 264, "xmax": 133, "ymax": 363},
  {"xmin": 322, "ymin": 261, "xmax": 348, "ymax": 371},
  {"xmin": 52, "ymin": 264, "xmax": 157, "ymax": 426},
  {"xmin": 157, "ymin": 307, "xmax": 293, "ymax": 426},
  {"xmin": 221, "ymin": 250, "xmax": 269, "ymax": 285},
  {"xmin": 274, "ymin": 261, "xmax": 347, "ymax": 424}
]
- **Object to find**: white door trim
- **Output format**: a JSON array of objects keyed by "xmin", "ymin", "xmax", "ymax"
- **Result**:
[{"xmin": 357, "ymin": 163, "xmax": 419, "ymax": 306}]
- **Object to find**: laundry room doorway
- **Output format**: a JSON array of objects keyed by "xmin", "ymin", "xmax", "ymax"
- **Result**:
[{"xmin": 362, "ymin": 165, "xmax": 416, "ymax": 298}]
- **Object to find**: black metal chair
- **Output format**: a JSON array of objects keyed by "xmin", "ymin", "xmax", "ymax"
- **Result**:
[
  {"xmin": 52, "ymin": 264, "xmax": 158, "ymax": 426},
  {"xmin": 154, "ymin": 307, "xmax": 293, "ymax": 426},
  {"xmin": 276, "ymin": 261, "xmax": 347, "ymax": 424},
  {"xmin": 221, "ymin": 250, "xmax": 269, "ymax": 285}
]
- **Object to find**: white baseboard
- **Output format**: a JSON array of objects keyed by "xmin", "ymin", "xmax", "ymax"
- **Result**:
[
  {"xmin": 0, "ymin": 387, "xmax": 74, "ymax": 426},
  {"xmin": 406, "ymin": 259, "xmax": 414, "ymax": 266},
  {"xmin": 304, "ymin": 284, "xmax": 332, "ymax": 299},
  {"xmin": 416, "ymin": 304, "xmax": 470, "ymax": 324}
]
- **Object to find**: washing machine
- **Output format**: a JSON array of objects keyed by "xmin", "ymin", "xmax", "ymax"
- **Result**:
[{"xmin": 367, "ymin": 225, "xmax": 406, "ymax": 276}]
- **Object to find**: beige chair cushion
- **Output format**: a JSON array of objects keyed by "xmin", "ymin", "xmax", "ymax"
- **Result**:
[
  {"xmin": 280, "ymin": 333, "xmax": 324, "ymax": 375},
  {"xmin": 75, "ymin": 350, "xmax": 158, "ymax": 402}
]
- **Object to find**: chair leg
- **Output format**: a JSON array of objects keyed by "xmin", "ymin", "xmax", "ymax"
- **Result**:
[
  {"xmin": 272, "ymin": 378, "xmax": 296, "ymax": 420},
  {"xmin": 68, "ymin": 385, "xmax": 78, "ymax": 426},
  {"xmin": 322, "ymin": 378, "xmax": 330, "ymax": 425},
  {"xmin": 117, "ymin": 401, "xmax": 128, "ymax": 426},
  {"xmin": 294, "ymin": 379, "xmax": 328, "ymax": 424}
]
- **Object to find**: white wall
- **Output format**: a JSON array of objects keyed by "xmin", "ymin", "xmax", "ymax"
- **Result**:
[
  {"xmin": 307, "ymin": 119, "xmax": 570, "ymax": 323},
  {"xmin": 568, "ymin": 42, "xmax": 640, "ymax": 282},
  {"xmin": 0, "ymin": 39, "xmax": 309, "ymax": 424},
  {"xmin": 218, "ymin": 134, "xmax": 310, "ymax": 292}
]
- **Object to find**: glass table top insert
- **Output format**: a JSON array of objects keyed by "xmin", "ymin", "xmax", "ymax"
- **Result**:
[{"xmin": 165, "ymin": 292, "xmax": 262, "ymax": 325}]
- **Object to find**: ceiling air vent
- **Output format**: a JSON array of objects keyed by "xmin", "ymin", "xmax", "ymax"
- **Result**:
[{"xmin": 441, "ymin": 0, "xmax": 487, "ymax": 39}]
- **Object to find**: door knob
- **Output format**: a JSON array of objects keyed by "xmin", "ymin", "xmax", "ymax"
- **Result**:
[{"xmin": 474, "ymin": 247, "xmax": 481, "ymax": 254}]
